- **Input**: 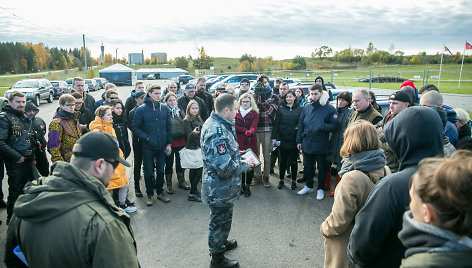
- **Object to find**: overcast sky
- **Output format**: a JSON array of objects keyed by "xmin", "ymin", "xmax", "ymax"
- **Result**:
[{"xmin": 1, "ymin": 0, "xmax": 471, "ymax": 60}]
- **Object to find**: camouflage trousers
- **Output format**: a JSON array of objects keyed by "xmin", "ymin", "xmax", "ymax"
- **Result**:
[{"xmin": 208, "ymin": 204, "xmax": 234, "ymax": 254}]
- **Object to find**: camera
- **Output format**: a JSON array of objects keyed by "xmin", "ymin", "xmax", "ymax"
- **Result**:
[{"xmin": 254, "ymin": 75, "xmax": 267, "ymax": 103}]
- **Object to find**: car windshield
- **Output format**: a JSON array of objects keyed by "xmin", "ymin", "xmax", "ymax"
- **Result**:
[
  {"xmin": 13, "ymin": 80, "xmax": 38, "ymax": 88},
  {"xmin": 85, "ymin": 80, "xmax": 92, "ymax": 85},
  {"xmin": 51, "ymin": 82, "xmax": 59, "ymax": 86}
]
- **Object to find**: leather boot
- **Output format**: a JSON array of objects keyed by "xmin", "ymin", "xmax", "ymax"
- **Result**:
[
  {"xmin": 134, "ymin": 182, "xmax": 143, "ymax": 198},
  {"xmin": 210, "ymin": 252, "xmax": 239, "ymax": 268},
  {"xmin": 165, "ymin": 174, "xmax": 174, "ymax": 194},
  {"xmin": 324, "ymin": 171, "xmax": 332, "ymax": 191},
  {"xmin": 330, "ymin": 173, "xmax": 342, "ymax": 197},
  {"xmin": 177, "ymin": 172, "xmax": 190, "ymax": 190}
]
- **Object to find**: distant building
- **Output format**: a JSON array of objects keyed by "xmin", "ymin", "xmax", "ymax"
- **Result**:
[
  {"xmin": 151, "ymin": 52, "xmax": 167, "ymax": 64},
  {"xmin": 128, "ymin": 53, "xmax": 144, "ymax": 65},
  {"xmin": 136, "ymin": 68, "xmax": 188, "ymax": 80}
]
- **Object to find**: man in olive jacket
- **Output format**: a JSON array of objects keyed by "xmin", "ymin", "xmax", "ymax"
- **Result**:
[{"xmin": 4, "ymin": 131, "xmax": 140, "ymax": 268}]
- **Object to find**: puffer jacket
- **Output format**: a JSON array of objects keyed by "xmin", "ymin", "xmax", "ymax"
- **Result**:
[
  {"xmin": 89, "ymin": 116, "xmax": 128, "ymax": 190},
  {"xmin": 272, "ymin": 99, "xmax": 303, "ymax": 149},
  {"xmin": 4, "ymin": 161, "xmax": 139, "ymax": 268},
  {"xmin": 132, "ymin": 95, "xmax": 172, "ymax": 151},
  {"xmin": 201, "ymin": 112, "xmax": 249, "ymax": 206}
]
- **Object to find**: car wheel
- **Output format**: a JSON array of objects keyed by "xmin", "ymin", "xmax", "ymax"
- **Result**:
[
  {"xmin": 47, "ymin": 93, "xmax": 53, "ymax": 103},
  {"xmin": 34, "ymin": 95, "xmax": 40, "ymax": 107}
]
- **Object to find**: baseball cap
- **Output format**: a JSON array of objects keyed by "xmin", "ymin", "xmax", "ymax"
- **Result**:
[
  {"xmin": 72, "ymin": 131, "xmax": 131, "ymax": 167},
  {"xmin": 25, "ymin": 101, "xmax": 39, "ymax": 112},
  {"xmin": 185, "ymin": 83, "xmax": 196, "ymax": 91},
  {"xmin": 389, "ymin": 91, "xmax": 411, "ymax": 104},
  {"xmin": 135, "ymin": 91, "xmax": 146, "ymax": 99},
  {"xmin": 240, "ymin": 78, "xmax": 250, "ymax": 85},
  {"xmin": 275, "ymin": 77, "xmax": 283, "ymax": 83}
]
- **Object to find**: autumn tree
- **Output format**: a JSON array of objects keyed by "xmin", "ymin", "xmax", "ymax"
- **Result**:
[
  {"xmin": 410, "ymin": 56, "xmax": 421, "ymax": 65},
  {"xmin": 104, "ymin": 53, "xmax": 113, "ymax": 65},
  {"xmin": 175, "ymin": 56, "xmax": 189, "ymax": 69},
  {"xmin": 239, "ymin": 60, "xmax": 252, "ymax": 72},
  {"xmin": 240, "ymin": 53, "xmax": 254, "ymax": 63},
  {"xmin": 253, "ymin": 58, "xmax": 266, "ymax": 72},
  {"xmin": 292, "ymin": 55, "xmax": 307, "ymax": 70},
  {"xmin": 193, "ymin": 47, "xmax": 213, "ymax": 69},
  {"xmin": 312, "ymin": 46, "xmax": 333, "ymax": 60}
]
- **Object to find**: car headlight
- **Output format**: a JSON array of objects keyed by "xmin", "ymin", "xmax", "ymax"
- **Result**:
[{"xmin": 4, "ymin": 92, "xmax": 8, "ymax": 98}]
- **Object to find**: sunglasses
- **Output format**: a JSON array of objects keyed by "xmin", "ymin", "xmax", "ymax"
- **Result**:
[
  {"xmin": 105, "ymin": 159, "xmax": 119, "ymax": 169},
  {"xmin": 240, "ymin": 83, "xmax": 249, "ymax": 86}
]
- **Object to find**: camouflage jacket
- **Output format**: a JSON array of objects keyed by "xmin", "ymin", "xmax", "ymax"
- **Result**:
[{"xmin": 200, "ymin": 112, "xmax": 249, "ymax": 207}]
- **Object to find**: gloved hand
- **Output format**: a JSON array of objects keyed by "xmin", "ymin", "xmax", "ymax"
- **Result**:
[{"xmin": 245, "ymin": 130, "xmax": 253, "ymax": 137}]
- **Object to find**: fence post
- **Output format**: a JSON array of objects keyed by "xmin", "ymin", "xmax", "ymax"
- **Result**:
[
  {"xmin": 422, "ymin": 70, "xmax": 425, "ymax": 87},
  {"xmin": 425, "ymin": 70, "xmax": 429, "ymax": 84},
  {"xmin": 331, "ymin": 70, "xmax": 334, "ymax": 83},
  {"xmin": 369, "ymin": 70, "xmax": 372, "ymax": 90}
]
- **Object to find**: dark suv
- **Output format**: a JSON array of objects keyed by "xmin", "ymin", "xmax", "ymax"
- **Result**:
[
  {"xmin": 177, "ymin": 75, "xmax": 195, "ymax": 85},
  {"xmin": 50, "ymin": 80, "xmax": 71, "ymax": 98},
  {"xmin": 4, "ymin": 79, "xmax": 54, "ymax": 106}
]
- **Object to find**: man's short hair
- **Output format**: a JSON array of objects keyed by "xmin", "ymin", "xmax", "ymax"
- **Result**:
[
  {"xmin": 105, "ymin": 89, "xmax": 118, "ymax": 99},
  {"xmin": 215, "ymin": 93, "xmax": 236, "ymax": 113},
  {"xmin": 309, "ymin": 84, "xmax": 323, "ymax": 93},
  {"xmin": 421, "ymin": 91, "xmax": 443, "ymax": 106},
  {"xmin": 59, "ymin": 94, "xmax": 75, "ymax": 106},
  {"xmin": 104, "ymin": 83, "xmax": 116, "ymax": 91},
  {"xmin": 354, "ymin": 89, "xmax": 369, "ymax": 99},
  {"xmin": 72, "ymin": 77, "xmax": 84, "ymax": 86},
  {"xmin": 258, "ymin": 74, "xmax": 269, "ymax": 82},
  {"xmin": 280, "ymin": 82, "xmax": 289, "ymax": 88},
  {"xmin": 419, "ymin": 84, "xmax": 439, "ymax": 95},
  {"xmin": 196, "ymin": 77, "xmax": 206, "ymax": 84},
  {"xmin": 8, "ymin": 91, "xmax": 25, "ymax": 102},
  {"xmin": 71, "ymin": 91, "xmax": 83, "ymax": 99},
  {"xmin": 135, "ymin": 81, "xmax": 144, "ymax": 87},
  {"xmin": 147, "ymin": 85, "xmax": 161, "ymax": 94}
]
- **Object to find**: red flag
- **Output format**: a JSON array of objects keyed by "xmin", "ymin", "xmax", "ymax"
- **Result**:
[
  {"xmin": 466, "ymin": 42, "xmax": 472, "ymax": 50},
  {"xmin": 445, "ymin": 46, "xmax": 453, "ymax": 55}
]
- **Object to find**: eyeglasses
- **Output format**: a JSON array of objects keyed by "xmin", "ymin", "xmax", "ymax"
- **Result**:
[
  {"xmin": 241, "ymin": 100, "xmax": 251, "ymax": 104},
  {"xmin": 105, "ymin": 159, "xmax": 119, "ymax": 169},
  {"xmin": 240, "ymin": 83, "xmax": 249, "ymax": 86},
  {"xmin": 75, "ymin": 102, "xmax": 83, "ymax": 106},
  {"xmin": 63, "ymin": 103, "xmax": 75, "ymax": 108}
]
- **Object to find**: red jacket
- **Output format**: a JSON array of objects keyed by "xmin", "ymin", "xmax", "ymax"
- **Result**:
[{"xmin": 235, "ymin": 110, "xmax": 259, "ymax": 155}]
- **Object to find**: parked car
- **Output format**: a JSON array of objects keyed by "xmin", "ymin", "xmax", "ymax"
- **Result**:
[
  {"xmin": 50, "ymin": 80, "xmax": 71, "ymax": 98},
  {"xmin": 4, "ymin": 79, "xmax": 54, "ymax": 106},
  {"xmin": 209, "ymin": 74, "xmax": 259, "ymax": 94},
  {"xmin": 66, "ymin": 78, "xmax": 74, "ymax": 87},
  {"xmin": 0, "ymin": 97, "xmax": 7, "ymax": 111},
  {"xmin": 94, "ymin": 78, "xmax": 108, "ymax": 89},
  {"xmin": 206, "ymin": 75, "xmax": 229, "ymax": 89},
  {"xmin": 145, "ymin": 74, "xmax": 156, "ymax": 80},
  {"xmin": 85, "ymin": 79, "xmax": 100, "ymax": 91},
  {"xmin": 172, "ymin": 75, "xmax": 194, "ymax": 85},
  {"xmin": 268, "ymin": 78, "xmax": 302, "ymax": 89}
]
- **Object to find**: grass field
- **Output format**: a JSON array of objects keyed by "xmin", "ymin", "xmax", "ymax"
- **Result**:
[{"xmin": 1, "ymin": 62, "xmax": 471, "ymax": 96}]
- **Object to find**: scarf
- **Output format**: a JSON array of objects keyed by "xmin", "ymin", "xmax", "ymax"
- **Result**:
[
  {"xmin": 169, "ymin": 106, "xmax": 181, "ymax": 118},
  {"xmin": 339, "ymin": 149, "xmax": 386, "ymax": 177},
  {"xmin": 239, "ymin": 106, "xmax": 252, "ymax": 118},
  {"xmin": 399, "ymin": 211, "xmax": 472, "ymax": 257}
]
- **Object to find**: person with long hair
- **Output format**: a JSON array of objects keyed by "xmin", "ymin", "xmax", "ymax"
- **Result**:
[
  {"xmin": 184, "ymin": 100, "xmax": 204, "ymax": 202},
  {"xmin": 110, "ymin": 99, "xmax": 131, "ymax": 159},
  {"xmin": 321, "ymin": 120, "xmax": 390, "ymax": 268},
  {"xmin": 398, "ymin": 152, "xmax": 472, "ymax": 267},
  {"xmin": 235, "ymin": 93, "xmax": 259, "ymax": 197},
  {"xmin": 295, "ymin": 87, "xmax": 305, "ymax": 105},
  {"xmin": 89, "ymin": 106, "xmax": 137, "ymax": 213},
  {"xmin": 163, "ymin": 92, "xmax": 190, "ymax": 193},
  {"xmin": 272, "ymin": 90, "xmax": 302, "ymax": 190}
]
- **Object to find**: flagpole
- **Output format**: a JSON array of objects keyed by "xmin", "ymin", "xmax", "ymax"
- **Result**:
[
  {"xmin": 458, "ymin": 41, "xmax": 466, "ymax": 89},
  {"xmin": 438, "ymin": 45, "xmax": 444, "ymax": 89}
]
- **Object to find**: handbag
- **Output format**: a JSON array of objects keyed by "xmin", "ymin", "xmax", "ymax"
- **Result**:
[{"xmin": 179, "ymin": 147, "xmax": 203, "ymax": 169}]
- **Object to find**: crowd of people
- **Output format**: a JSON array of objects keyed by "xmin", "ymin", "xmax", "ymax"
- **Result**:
[{"xmin": 1, "ymin": 74, "xmax": 471, "ymax": 267}]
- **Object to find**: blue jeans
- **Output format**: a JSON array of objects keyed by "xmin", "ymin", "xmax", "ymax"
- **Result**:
[
  {"xmin": 303, "ymin": 152, "xmax": 327, "ymax": 190},
  {"xmin": 143, "ymin": 148, "xmax": 166, "ymax": 197}
]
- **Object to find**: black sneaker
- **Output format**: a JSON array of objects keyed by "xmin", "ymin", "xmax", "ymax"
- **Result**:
[
  {"xmin": 291, "ymin": 181, "xmax": 297, "ymax": 190},
  {"xmin": 244, "ymin": 186, "xmax": 251, "ymax": 197},
  {"xmin": 125, "ymin": 199, "xmax": 135, "ymax": 206},
  {"xmin": 188, "ymin": 194, "xmax": 202, "ymax": 202},
  {"xmin": 278, "ymin": 180, "xmax": 284, "ymax": 190},
  {"xmin": 135, "ymin": 191, "xmax": 143, "ymax": 198},
  {"xmin": 297, "ymin": 177, "xmax": 306, "ymax": 183}
]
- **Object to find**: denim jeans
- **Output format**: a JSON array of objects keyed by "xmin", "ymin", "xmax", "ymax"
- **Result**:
[
  {"xmin": 303, "ymin": 152, "xmax": 327, "ymax": 190},
  {"xmin": 143, "ymin": 148, "xmax": 166, "ymax": 197}
]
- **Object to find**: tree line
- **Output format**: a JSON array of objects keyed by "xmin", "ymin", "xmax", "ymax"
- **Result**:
[{"xmin": 0, "ymin": 42, "xmax": 95, "ymax": 75}]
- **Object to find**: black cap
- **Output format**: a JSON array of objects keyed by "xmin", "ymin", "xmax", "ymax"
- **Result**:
[
  {"xmin": 389, "ymin": 91, "xmax": 411, "ymax": 104},
  {"xmin": 135, "ymin": 91, "xmax": 146, "ymax": 99},
  {"xmin": 185, "ymin": 83, "xmax": 196, "ymax": 91},
  {"xmin": 72, "ymin": 131, "xmax": 131, "ymax": 167},
  {"xmin": 25, "ymin": 101, "xmax": 39, "ymax": 112},
  {"xmin": 240, "ymin": 78, "xmax": 250, "ymax": 85}
]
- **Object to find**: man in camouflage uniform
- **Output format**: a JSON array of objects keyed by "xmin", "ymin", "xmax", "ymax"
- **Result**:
[{"xmin": 201, "ymin": 93, "xmax": 254, "ymax": 268}]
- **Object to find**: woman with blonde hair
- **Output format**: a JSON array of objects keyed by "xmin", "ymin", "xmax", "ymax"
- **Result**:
[
  {"xmin": 89, "ymin": 106, "xmax": 137, "ymax": 213},
  {"xmin": 320, "ymin": 120, "xmax": 390, "ymax": 268},
  {"xmin": 398, "ymin": 151, "xmax": 472, "ymax": 267},
  {"xmin": 235, "ymin": 93, "xmax": 259, "ymax": 196}
]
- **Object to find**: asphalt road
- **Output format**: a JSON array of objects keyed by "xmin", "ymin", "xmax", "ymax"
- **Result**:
[{"xmin": 0, "ymin": 80, "xmax": 334, "ymax": 268}]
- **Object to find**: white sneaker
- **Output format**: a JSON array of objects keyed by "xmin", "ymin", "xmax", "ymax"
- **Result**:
[
  {"xmin": 298, "ymin": 186, "xmax": 314, "ymax": 195},
  {"xmin": 121, "ymin": 204, "xmax": 137, "ymax": 213},
  {"xmin": 316, "ymin": 189, "xmax": 325, "ymax": 200}
]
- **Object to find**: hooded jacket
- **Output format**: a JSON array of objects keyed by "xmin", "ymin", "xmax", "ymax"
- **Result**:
[
  {"xmin": 444, "ymin": 108, "xmax": 458, "ymax": 147},
  {"xmin": 272, "ymin": 99, "xmax": 303, "ymax": 149},
  {"xmin": 348, "ymin": 106, "xmax": 444, "ymax": 268},
  {"xmin": 47, "ymin": 109, "xmax": 82, "ymax": 163},
  {"xmin": 89, "ymin": 116, "xmax": 128, "ymax": 190},
  {"xmin": 132, "ymin": 95, "xmax": 172, "ymax": 150},
  {"xmin": 4, "ymin": 161, "xmax": 139, "ymax": 268},
  {"xmin": 296, "ymin": 93, "xmax": 339, "ymax": 155}
]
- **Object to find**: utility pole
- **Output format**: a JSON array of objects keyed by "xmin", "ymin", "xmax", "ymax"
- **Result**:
[
  {"xmin": 116, "ymin": 48, "xmax": 118, "ymax": 64},
  {"xmin": 83, "ymin": 34, "xmax": 88, "ymax": 78}
]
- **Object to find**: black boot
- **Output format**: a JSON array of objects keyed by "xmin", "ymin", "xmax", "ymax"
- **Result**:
[
  {"xmin": 210, "ymin": 252, "xmax": 239, "ymax": 268},
  {"xmin": 291, "ymin": 180, "xmax": 297, "ymax": 190},
  {"xmin": 244, "ymin": 185, "xmax": 251, "ymax": 197},
  {"xmin": 177, "ymin": 172, "xmax": 190, "ymax": 190},
  {"xmin": 165, "ymin": 174, "xmax": 174, "ymax": 194},
  {"xmin": 240, "ymin": 185, "xmax": 245, "ymax": 195},
  {"xmin": 134, "ymin": 181, "xmax": 143, "ymax": 198}
]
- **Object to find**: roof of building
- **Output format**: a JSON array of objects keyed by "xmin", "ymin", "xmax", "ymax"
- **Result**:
[
  {"xmin": 136, "ymin": 68, "xmax": 187, "ymax": 73},
  {"xmin": 99, "ymin": 63, "xmax": 136, "ymax": 73}
]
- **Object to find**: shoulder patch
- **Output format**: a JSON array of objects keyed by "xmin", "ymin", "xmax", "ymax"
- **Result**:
[{"xmin": 216, "ymin": 144, "xmax": 226, "ymax": 155}]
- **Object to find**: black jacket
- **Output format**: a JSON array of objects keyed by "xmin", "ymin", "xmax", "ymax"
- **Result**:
[
  {"xmin": 177, "ymin": 95, "xmax": 209, "ymax": 121},
  {"xmin": 32, "ymin": 116, "xmax": 47, "ymax": 150},
  {"xmin": 77, "ymin": 106, "xmax": 94, "ymax": 134},
  {"xmin": 196, "ymin": 90, "xmax": 214, "ymax": 114},
  {"xmin": 113, "ymin": 113, "xmax": 131, "ymax": 159},
  {"xmin": 0, "ymin": 105, "xmax": 36, "ymax": 161},
  {"xmin": 184, "ymin": 116, "xmax": 203, "ymax": 149},
  {"xmin": 272, "ymin": 100, "xmax": 302, "ymax": 149},
  {"xmin": 124, "ymin": 91, "xmax": 137, "ymax": 119},
  {"xmin": 83, "ymin": 93, "xmax": 95, "ymax": 114},
  {"xmin": 348, "ymin": 106, "xmax": 444, "ymax": 268}
]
